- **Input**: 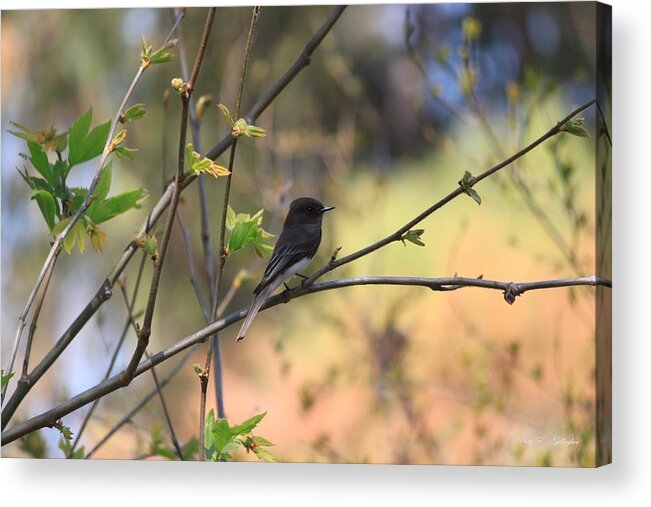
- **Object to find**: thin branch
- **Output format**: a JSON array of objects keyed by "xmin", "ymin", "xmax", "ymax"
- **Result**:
[
  {"xmin": 200, "ymin": 5, "xmax": 262, "ymax": 460},
  {"xmin": 176, "ymin": 213, "xmax": 211, "ymax": 323},
  {"xmin": 84, "ymin": 348, "xmax": 195, "ymax": 459},
  {"xmin": 119, "ymin": 7, "xmax": 216, "ymax": 387},
  {"xmin": 67, "ymin": 252, "xmax": 147, "ymax": 456},
  {"xmin": 0, "ymin": 273, "xmax": 611, "ymax": 446},
  {"xmin": 0, "ymin": 4, "xmax": 346, "ymax": 428},
  {"xmin": 304, "ymin": 99, "xmax": 597, "ymax": 287},
  {"xmin": 21, "ymin": 255, "xmax": 58, "ymax": 379},
  {"xmin": 117, "ymin": 283, "xmax": 184, "ymax": 460},
  {"xmin": 1, "ymin": 13, "xmax": 184, "ymax": 403},
  {"xmin": 173, "ymin": 9, "xmax": 221, "ymax": 419}
]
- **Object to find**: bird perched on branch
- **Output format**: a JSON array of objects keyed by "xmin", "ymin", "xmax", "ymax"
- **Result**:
[{"xmin": 236, "ymin": 197, "xmax": 335, "ymax": 341}]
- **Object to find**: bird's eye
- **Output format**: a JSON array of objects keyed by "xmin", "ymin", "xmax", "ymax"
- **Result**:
[{"xmin": 307, "ymin": 207, "xmax": 314, "ymax": 213}]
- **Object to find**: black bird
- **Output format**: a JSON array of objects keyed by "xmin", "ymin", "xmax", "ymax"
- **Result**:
[{"xmin": 236, "ymin": 197, "xmax": 335, "ymax": 341}]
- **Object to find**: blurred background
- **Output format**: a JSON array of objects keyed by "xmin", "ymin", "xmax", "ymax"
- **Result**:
[{"xmin": 2, "ymin": 3, "xmax": 605, "ymax": 465}]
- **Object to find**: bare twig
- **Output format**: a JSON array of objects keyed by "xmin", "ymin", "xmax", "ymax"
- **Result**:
[
  {"xmin": 119, "ymin": 7, "xmax": 216, "ymax": 387},
  {"xmin": 199, "ymin": 5, "xmax": 262, "ymax": 460},
  {"xmin": 20, "ymin": 255, "xmax": 58, "ymax": 379},
  {"xmin": 67, "ymin": 253, "xmax": 147, "ymax": 456},
  {"xmin": 1, "ymin": 273, "xmax": 611, "ymax": 446},
  {"xmin": 304, "ymin": 99, "xmax": 597, "ymax": 287},
  {"xmin": 1, "ymin": 13, "xmax": 184, "ymax": 403},
  {"xmin": 118, "ymin": 283, "xmax": 184, "ymax": 460},
  {"xmin": 84, "ymin": 348, "xmax": 195, "ymax": 459}
]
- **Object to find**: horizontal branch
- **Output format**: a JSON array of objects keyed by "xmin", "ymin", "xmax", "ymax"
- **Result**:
[{"xmin": 1, "ymin": 273, "xmax": 610, "ymax": 445}]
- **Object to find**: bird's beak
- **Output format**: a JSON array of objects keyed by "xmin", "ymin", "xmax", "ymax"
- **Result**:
[{"xmin": 321, "ymin": 205, "xmax": 335, "ymax": 213}]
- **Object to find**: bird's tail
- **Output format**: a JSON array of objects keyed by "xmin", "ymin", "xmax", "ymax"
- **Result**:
[{"xmin": 236, "ymin": 285, "xmax": 272, "ymax": 342}]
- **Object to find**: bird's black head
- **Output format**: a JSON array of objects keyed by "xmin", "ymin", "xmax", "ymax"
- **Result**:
[{"xmin": 284, "ymin": 197, "xmax": 335, "ymax": 227}]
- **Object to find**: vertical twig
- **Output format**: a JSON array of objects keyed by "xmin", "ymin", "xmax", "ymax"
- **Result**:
[
  {"xmin": 67, "ymin": 252, "xmax": 147, "ymax": 457},
  {"xmin": 21, "ymin": 255, "xmax": 58, "ymax": 379},
  {"xmin": 118, "ymin": 283, "xmax": 184, "ymax": 460},
  {"xmin": 199, "ymin": 6, "xmax": 261, "ymax": 460},
  {"xmin": 173, "ymin": 9, "xmax": 224, "ymax": 417},
  {"xmin": 119, "ymin": 7, "xmax": 216, "ymax": 387}
]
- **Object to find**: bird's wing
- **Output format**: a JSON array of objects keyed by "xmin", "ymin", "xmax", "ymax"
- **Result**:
[{"xmin": 254, "ymin": 225, "xmax": 321, "ymax": 294}]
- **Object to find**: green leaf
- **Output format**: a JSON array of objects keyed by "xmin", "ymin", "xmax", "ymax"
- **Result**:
[
  {"xmin": 226, "ymin": 206, "xmax": 237, "ymax": 231},
  {"xmin": 458, "ymin": 170, "xmax": 482, "ymax": 205},
  {"xmin": 466, "ymin": 188, "xmax": 482, "ymax": 205},
  {"xmin": 251, "ymin": 435, "xmax": 275, "ymax": 447},
  {"xmin": 68, "ymin": 108, "xmax": 92, "ymax": 160},
  {"xmin": 204, "ymin": 409, "xmax": 217, "ymax": 459},
  {"xmin": 121, "ymin": 103, "xmax": 147, "ymax": 123},
  {"xmin": 254, "ymin": 448, "xmax": 278, "ymax": 462},
  {"xmin": 217, "ymin": 104, "xmax": 235, "ymax": 127},
  {"xmin": 31, "ymin": 190, "xmax": 57, "ymax": 230},
  {"xmin": 62, "ymin": 220, "xmax": 87, "ymax": 255},
  {"xmin": 68, "ymin": 108, "xmax": 111, "ymax": 166},
  {"xmin": 115, "ymin": 146, "xmax": 137, "ymax": 160},
  {"xmin": 87, "ymin": 188, "xmax": 147, "ymax": 224},
  {"xmin": 401, "ymin": 229, "xmax": 426, "ymax": 247},
  {"xmin": 228, "ymin": 220, "xmax": 258, "ymax": 253},
  {"xmin": 18, "ymin": 170, "xmax": 55, "ymax": 195},
  {"xmin": 231, "ymin": 411, "xmax": 267, "ymax": 436},
  {"xmin": 51, "ymin": 216, "xmax": 72, "ymax": 237},
  {"xmin": 561, "ymin": 117, "xmax": 589, "ymax": 138},
  {"xmin": 93, "ymin": 162, "xmax": 112, "ymax": 202},
  {"xmin": 1, "ymin": 370, "xmax": 14, "ymax": 388},
  {"xmin": 28, "ymin": 141, "xmax": 55, "ymax": 187},
  {"xmin": 212, "ymin": 419, "xmax": 233, "ymax": 456}
]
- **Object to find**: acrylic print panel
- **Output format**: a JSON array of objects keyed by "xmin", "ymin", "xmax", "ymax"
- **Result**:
[{"xmin": 0, "ymin": 2, "xmax": 611, "ymax": 466}]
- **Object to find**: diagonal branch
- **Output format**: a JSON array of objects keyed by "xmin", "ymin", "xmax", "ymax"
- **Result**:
[
  {"xmin": 304, "ymin": 99, "xmax": 597, "ymax": 287},
  {"xmin": 119, "ymin": 7, "xmax": 216, "ymax": 387},
  {"xmin": 0, "ymin": 273, "xmax": 611, "ymax": 446}
]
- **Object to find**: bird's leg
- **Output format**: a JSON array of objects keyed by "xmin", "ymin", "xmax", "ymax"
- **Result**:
[{"xmin": 296, "ymin": 273, "xmax": 310, "ymax": 287}]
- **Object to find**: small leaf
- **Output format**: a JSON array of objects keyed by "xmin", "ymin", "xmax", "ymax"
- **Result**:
[
  {"xmin": 252, "ymin": 435, "xmax": 275, "ymax": 447},
  {"xmin": 401, "ymin": 229, "xmax": 426, "ymax": 247},
  {"xmin": 1, "ymin": 370, "xmax": 14, "ymax": 388},
  {"xmin": 68, "ymin": 108, "xmax": 111, "ymax": 166},
  {"xmin": 228, "ymin": 220, "xmax": 258, "ymax": 253},
  {"xmin": 51, "ymin": 216, "xmax": 73, "ymax": 237},
  {"xmin": 217, "ymin": 104, "xmax": 235, "ymax": 126},
  {"xmin": 458, "ymin": 170, "xmax": 481, "ymax": 205},
  {"xmin": 254, "ymin": 448, "xmax": 278, "ymax": 462},
  {"xmin": 195, "ymin": 95, "xmax": 213, "ymax": 119},
  {"xmin": 231, "ymin": 411, "xmax": 267, "ymax": 436},
  {"xmin": 135, "ymin": 232, "xmax": 158, "ymax": 261},
  {"xmin": 115, "ymin": 146, "xmax": 137, "ymax": 160},
  {"xmin": 561, "ymin": 117, "xmax": 590, "ymax": 138},
  {"xmin": 120, "ymin": 103, "xmax": 147, "ymax": 123},
  {"xmin": 88, "ymin": 188, "xmax": 148, "ymax": 224},
  {"xmin": 226, "ymin": 206, "xmax": 237, "ymax": 231},
  {"xmin": 28, "ymin": 141, "xmax": 55, "ymax": 187},
  {"xmin": 204, "ymin": 410, "xmax": 217, "ymax": 459},
  {"xmin": 244, "ymin": 124, "xmax": 266, "ymax": 138},
  {"xmin": 86, "ymin": 221, "xmax": 108, "ymax": 253},
  {"xmin": 30, "ymin": 190, "xmax": 57, "ymax": 230}
]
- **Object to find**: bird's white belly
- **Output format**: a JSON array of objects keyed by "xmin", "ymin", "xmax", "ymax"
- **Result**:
[{"xmin": 268, "ymin": 256, "xmax": 312, "ymax": 293}]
